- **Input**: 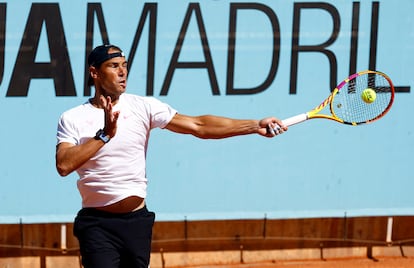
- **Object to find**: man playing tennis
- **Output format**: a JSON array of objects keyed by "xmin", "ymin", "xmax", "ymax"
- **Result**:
[{"xmin": 55, "ymin": 44, "xmax": 287, "ymax": 268}]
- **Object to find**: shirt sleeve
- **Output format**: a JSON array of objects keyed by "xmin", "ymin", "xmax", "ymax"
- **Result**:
[
  {"xmin": 56, "ymin": 112, "xmax": 79, "ymax": 145},
  {"xmin": 145, "ymin": 97, "xmax": 177, "ymax": 129}
]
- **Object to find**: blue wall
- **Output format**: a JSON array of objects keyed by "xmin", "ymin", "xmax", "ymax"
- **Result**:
[{"xmin": 0, "ymin": 0, "xmax": 412, "ymax": 223}]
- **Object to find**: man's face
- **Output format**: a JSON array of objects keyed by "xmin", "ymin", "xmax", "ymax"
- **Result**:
[{"xmin": 92, "ymin": 48, "xmax": 128, "ymax": 96}]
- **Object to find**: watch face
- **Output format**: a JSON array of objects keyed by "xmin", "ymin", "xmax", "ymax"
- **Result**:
[
  {"xmin": 96, "ymin": 129, "xmax": 110, "ymax": 143},
  {"xmin": 100, "ymin": 133, "xmax": 110, "ymax": 143}
]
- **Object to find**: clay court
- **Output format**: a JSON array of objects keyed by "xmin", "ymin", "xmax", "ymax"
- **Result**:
[
  {"xmin": 148, "ymin": 246, "xmax": 414, "ymax": 268},
  {"xmin": 2, "ymin": 249, "xmax": 414, "ymax": 268},
  {"xmin": 188, "ymin": 257, "xmax": 414, "ymax": 268}
]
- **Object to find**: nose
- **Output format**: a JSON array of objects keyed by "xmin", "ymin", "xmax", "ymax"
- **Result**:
[{"xmin": 119, "ymin": 65, "xmax": 127, "ymax": 76}]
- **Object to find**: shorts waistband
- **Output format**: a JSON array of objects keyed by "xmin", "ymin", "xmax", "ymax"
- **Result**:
[{"xmin": 78, "ymin": 205, "xmax": 149, "ymax": 218}]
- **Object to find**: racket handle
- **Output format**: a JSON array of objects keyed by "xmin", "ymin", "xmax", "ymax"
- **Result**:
[
  {"xmin": 281, "ymin": 113, "xmax": 308, "ymax": 127},
  {"xmin": 269, "ymin": 113, "xmax": 308, "ymax": 135}
]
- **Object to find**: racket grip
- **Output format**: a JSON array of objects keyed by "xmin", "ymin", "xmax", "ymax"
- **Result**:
[
  {"xmin": 281, "ymin": 113, "xmax": 308, "ymax": 127},
  {"xmin": 269, "ymin": 113, "xmax": 308, "ymax": 135}
]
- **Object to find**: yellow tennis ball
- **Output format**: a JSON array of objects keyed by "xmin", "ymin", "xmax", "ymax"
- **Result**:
[{"xmin": 361, "ymin": 88, "xmax": 376, "ymax": 104}]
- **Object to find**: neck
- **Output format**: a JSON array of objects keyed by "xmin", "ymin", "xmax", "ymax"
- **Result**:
[
  {"xmin": 90, "ymin": 87, "xmax": 121, "ymax": 108},
  {"xmin": 89, "ymin": 97, "xmax": 103, "ymax": 108}
]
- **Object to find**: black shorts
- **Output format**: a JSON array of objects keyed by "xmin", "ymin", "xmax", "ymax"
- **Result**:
[{"xmin": 73, "ymin": 206, "xmax": 155, "ymax": 268}]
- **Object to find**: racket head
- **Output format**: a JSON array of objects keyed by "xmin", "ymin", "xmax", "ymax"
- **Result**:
[{"xmin": 329, "ymin": 70, "xmax": 395, "ymax": 125}]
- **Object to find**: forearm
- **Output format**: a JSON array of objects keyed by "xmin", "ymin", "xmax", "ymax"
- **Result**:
[
  {"xmin": 55, "ymin": 139, "xmax": 105, "ymax": 176},
  {"xmin": 193, "ymin": 115, "xmax": 260, "ymax": 139},
  {"xmin": 166, "ymin": 114, "xmax": 264, "ymax": 139}
]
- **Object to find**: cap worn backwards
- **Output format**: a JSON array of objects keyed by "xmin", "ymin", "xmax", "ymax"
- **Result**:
[{"xmin": 88, "ymin": 44, "xmax": 125, "ymax": 67}]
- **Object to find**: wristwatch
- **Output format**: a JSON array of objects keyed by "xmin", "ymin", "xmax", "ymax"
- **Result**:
[{"xmin": 94, "ymin": 129, "xmax": 110, "ymax": 143}]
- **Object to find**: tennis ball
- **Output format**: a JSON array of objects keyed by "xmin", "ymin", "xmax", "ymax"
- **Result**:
[{"xmin": 361, "ymin": 88, "xmax": 376, "ymax": 104}]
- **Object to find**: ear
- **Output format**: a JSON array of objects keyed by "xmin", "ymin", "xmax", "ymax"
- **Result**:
[{"xmin": 89, "ymin": 66, "xmax": 98, "ymax": 79}]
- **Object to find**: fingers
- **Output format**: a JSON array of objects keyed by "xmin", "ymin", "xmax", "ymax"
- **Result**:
[
  {"xmin": 99, "ymin": 95, "xmax": 108, "ymax": 108},
  {"xmin": 264, "ymin": 118, "xmax": 287, "ymax": 137},
  {"xmin": 99, "ymin": 95, "xmax": 120, "ymax": 138},
  {"xmin": 266, "ymin": 123, "xmax": 285, "ymax": 136},
  {"xmin": 99, "ymin": 95, "xmax": 115, "ymax": 111},
  {"xmin": 274, "ymin": 118, "xmax": 287, "ymax": 131},
  {"xmin": 99, "ymin": 95, "xmax": 116, "ymax": 117},
  {"xmin": 266, "ymin": 124, "xmax": 276, "ymax": 135},
  {"xmin": 113, "ymin": 111, "xmax": 121, "ymax": 121}
]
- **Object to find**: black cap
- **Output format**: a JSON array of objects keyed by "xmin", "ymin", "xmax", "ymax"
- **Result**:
[{"xmin": 88, "ymin": 44, "xmax": 125, "ymax": 67}]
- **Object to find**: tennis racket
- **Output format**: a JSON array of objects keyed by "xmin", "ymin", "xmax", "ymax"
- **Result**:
[{"xmin": 271, "ymin": 70, "xmax": 395, "ymax": 133}]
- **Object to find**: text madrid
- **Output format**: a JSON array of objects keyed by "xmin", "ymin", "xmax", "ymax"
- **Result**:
[{"xmin": 0, "ymin": 2, "xmax": 408, "ymax": 97}]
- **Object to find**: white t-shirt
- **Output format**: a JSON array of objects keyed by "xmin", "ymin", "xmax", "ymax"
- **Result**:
[{"xmin": 56, "ymin": 93, "xmax": 177, "ymax": 208}]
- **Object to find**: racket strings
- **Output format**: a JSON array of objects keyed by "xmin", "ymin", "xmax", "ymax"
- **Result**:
[{"xmin": 331, "ymin": 72, "xmax": 393, "ymax": 124}]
